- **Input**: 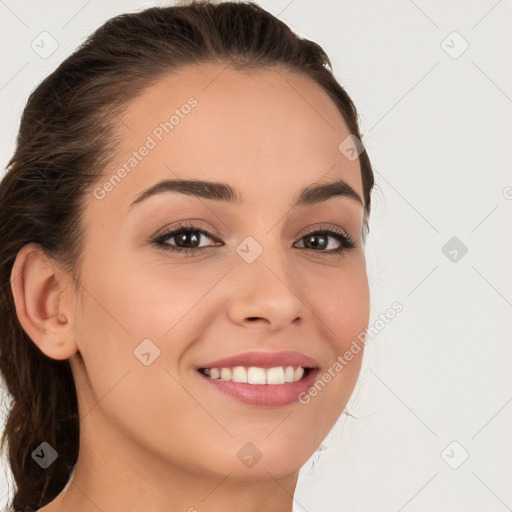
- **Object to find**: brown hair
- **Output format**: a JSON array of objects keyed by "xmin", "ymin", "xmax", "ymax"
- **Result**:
[{"xmin": 0, "ymin": 1, "xmax": 375, "ymax": 510}]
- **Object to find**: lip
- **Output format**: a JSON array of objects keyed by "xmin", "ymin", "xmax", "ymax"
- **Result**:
[
  {"xmin": 196, "ymin": 350, "xmax": 319, "ymax": 370},
  {"xmin": 197, "ymin": 367, "xmax": 319, "ymax": 407}
]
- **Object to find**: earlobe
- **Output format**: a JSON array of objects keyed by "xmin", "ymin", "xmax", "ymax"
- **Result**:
[{"xmin": 10, "ymin": 242, "xmax": 78, "ymax": 360}]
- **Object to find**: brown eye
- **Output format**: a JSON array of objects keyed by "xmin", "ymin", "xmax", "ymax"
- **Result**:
[
  {"xmin": 152, "ymin": 223, "xmax": 222, "ymax": 255},
  {"xmin": 294, "ymin": 227, "xmax": 356, "ymax": 255}
]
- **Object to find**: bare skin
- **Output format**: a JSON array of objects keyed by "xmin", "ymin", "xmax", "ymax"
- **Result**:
[{"xmin": 11, "ymin": 63, "xmax": 370, "ymax": 512}]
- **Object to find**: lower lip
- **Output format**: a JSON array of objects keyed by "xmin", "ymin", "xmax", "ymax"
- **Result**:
[{"xmin": 196, "ymin": 368, "xmax": 319, "ymax": 407}]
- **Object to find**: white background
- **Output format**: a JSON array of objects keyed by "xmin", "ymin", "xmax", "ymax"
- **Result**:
[{"xmin": 1, "ymin": 1, "xmax": 511, "ymax": 511}]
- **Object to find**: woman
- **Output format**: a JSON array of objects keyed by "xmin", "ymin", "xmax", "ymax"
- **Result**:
[{"xmin": 0, "ymin": 1, "xmax": 375, "ymax": 510}]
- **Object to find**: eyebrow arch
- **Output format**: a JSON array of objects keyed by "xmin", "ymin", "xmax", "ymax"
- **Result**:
[{"xmin": 128, "ymin": 177, "xmax": 364, "ymax": 211}]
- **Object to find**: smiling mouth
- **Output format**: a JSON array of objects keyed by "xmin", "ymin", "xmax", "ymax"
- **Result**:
[{"xmin": 197, "ymin": 365, "xmax": 313, "ymax": 385}]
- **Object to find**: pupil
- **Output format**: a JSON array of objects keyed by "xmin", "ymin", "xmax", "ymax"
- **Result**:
[
  {"xmin": 305, "ymin": 234, "xmax": 326, "ymax": 250},
  {"xmin": 177, "ymin": 232, "xmax": 200, "ymax": 248}
]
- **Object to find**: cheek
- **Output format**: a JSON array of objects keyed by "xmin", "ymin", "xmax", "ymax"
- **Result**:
[
  {"xmin": 312, "ymin": 262, "xmax": 370, "ymax": 348},
  {"xmin": 72, "ymin": 255, "xmax": 225, "ymax": 407},
  {"xmin": 299, "ymin": 262, "xmax": 369, "ymax": 413},
  {"xmin": 81, "ymin": 245, "xmax": 215, "ymax": 338}
]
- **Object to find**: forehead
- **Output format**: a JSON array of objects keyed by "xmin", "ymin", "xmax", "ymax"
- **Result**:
[{"xmin": 94, "ymin": 63, "xmax": 363, "ymax": 215}]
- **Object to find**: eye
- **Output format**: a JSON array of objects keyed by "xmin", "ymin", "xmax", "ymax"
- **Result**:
[
  {"xmin": 293, "ymin": 225, "xmax": 357, "ymax": 255},
  {"xmin": 151, "ymin": 221, "xmax": 222, "ymax": 255},
  {"xmin": 151, "ymin": 222, "xmax": 357, "ymax": 256}
]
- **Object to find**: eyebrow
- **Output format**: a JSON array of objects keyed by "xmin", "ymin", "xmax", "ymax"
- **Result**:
[{"xmin": 128, "ymin": 177, "xmax": 364, "ymax": 211}]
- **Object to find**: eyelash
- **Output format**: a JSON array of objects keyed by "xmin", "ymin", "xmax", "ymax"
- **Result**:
[{"xmin": 151, "ymin": 221, "xmax": 357, "ymax": 257}]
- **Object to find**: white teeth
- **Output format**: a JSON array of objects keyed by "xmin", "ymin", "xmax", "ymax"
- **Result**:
[
  {"xmin": 220, "ymin": 368, "xmax": 232, "ymax": 381},
  {"xmin": 266, "ymin": 367, "xmax": 285, "ymax": 385},
  {"xmin": 248, "ymin": 367, "xmax": 266, "ymax": 385},
  {"xmin": 232, "ymin": 366, "xmax": 248, "ymax": 383},
  {"xmin": 202, "ymin": 365, "xmax": 308, "ymax": 384}
]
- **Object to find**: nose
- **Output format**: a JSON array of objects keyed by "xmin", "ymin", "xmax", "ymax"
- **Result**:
[{"xmin": 226, "ymin": 249, "xmax": 309, "ymax": 332}]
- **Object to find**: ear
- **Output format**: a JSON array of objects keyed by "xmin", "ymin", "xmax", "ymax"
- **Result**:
[{"xmin": 10, "ymin": 242, "xmax": 79, "ymax": 360}]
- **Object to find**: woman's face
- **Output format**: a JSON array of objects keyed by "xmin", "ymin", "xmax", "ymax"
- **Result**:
[{"xmin": 70, "ymin": 63, "xmax": 370, "ymax": 480}]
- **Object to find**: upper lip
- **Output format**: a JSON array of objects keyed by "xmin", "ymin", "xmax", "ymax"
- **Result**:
[{"xmin": 197, "ymin": 350, "xmax": 319, "ymax": 370}]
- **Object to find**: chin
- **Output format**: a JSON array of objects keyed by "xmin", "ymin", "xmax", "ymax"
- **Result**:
[{"xmin": 224, "ymin": 440, "xmax": 315, "ymax": 481}]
